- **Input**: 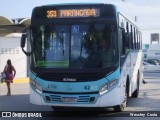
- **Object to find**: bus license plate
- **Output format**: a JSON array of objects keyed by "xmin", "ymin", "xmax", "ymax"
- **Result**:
[{"xmin": 62, "ymin": 97, "xmax": 77, "ymax": 102}]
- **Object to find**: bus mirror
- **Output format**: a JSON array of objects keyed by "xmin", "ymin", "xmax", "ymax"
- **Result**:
[
  {"xmin": 20, "ymin": 27, "xmax": 33, "ymax": 56},
  {"xmin": 21, "ymin": 33, "xmax": 26, "ymax": 48}
]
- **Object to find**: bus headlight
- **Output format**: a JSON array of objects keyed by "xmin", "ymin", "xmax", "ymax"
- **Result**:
[
  {"xmin": 30, "ymin": 79, "xmax": 42, "ymax": 94},
  {"xmin": 99, "ymin": 79, "xmax": 118, "ymax": 95}
]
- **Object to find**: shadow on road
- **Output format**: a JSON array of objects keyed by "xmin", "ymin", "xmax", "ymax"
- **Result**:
[{"xmin": 45, "ymin": 109, "xmax": 127, "ymax": 117}]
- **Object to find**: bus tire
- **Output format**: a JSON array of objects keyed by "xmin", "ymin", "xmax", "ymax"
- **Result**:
[
  {"xmin": 132, "ymin": 73, "xmax": 140, "ymax": 98},
  {"xmin": 113, "ymin": 104, "xmax": 124, "ymax": 112},
  {"xmin": 126, "ymin": 78, "xmax": 130, "ymax": 104}
]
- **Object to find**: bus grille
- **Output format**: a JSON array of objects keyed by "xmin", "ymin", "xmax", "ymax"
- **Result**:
[
  {"xmin": 50, "ymin": 95, "xmax": 61, "ymax": 102},
  {"xmin": 45, "ymin": 95, "xmax": 96, "ymax": 103}
]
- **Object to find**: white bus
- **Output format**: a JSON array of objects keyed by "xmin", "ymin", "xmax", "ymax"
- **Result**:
[{"xmin": 21, "ymin": 3, "xmax": 143, "ymax": 112}]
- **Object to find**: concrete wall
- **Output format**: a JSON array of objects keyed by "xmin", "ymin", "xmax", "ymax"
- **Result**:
[{"xmin": 0, "ymin": 36, "xmax": 27, "ymax": 78}]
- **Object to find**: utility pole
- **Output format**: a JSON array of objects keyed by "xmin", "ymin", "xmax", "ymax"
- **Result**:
[{"xmin": 135, "ymin": 16, "xmax": 137, "ymax": 22}]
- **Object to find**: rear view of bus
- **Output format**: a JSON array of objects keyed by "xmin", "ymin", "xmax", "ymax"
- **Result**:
[{"xmin": 21, "ymin": 3, "xmax": 143, "ymax": 112}]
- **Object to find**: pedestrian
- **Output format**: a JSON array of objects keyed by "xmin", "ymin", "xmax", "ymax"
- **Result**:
[{"xmin": 3, "ymin": 59, "xmax": 16, "ymax": 96}]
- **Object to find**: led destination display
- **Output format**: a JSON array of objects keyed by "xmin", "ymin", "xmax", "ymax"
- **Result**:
[{"xmin": 46, "ymin": 8, "xmax": 100, "ymax": 18}]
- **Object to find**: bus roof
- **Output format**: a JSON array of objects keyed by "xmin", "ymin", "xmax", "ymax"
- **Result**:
[{"xmin": 41, "ymin": 3, "xmax": 105, "ymax": 7}]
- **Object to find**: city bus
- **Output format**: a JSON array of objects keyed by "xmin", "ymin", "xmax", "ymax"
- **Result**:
[{"xmin": 21, "ymin": 3, "xmax": 143, "ymax": 112}]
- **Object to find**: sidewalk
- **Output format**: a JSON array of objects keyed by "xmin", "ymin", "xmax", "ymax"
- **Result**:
[{"xmin": 0, "ymin": 78, "xmax": 29, "ymax": 96}]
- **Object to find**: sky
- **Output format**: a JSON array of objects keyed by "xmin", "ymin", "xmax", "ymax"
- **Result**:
[{"xmin": 0, "ymin": 0, "xmax": 160, "ymax": 44}]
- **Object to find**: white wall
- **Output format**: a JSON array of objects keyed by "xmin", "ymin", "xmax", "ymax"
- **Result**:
[
  {"xmin": 143, "ymin": 44, "xmax": 160, "ymax": 60},
  {"xmin": 0, "ymin": 36, "xmax": 27, "ymax": 78}
]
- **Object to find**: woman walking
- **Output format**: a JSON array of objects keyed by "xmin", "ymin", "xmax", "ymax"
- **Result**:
[{"xmin": 4, "ymin": 59, "xmax": 16, "ymax": 96}]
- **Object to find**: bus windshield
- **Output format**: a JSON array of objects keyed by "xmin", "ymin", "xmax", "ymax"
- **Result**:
[{"xmin": 31, "ymin": 22, "xmax": 118, "ymax": 68}]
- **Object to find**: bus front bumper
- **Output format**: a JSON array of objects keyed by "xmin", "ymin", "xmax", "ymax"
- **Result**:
[{"xmin": 30, "ymin": 85, "xmax": 123, "ymax": 108}]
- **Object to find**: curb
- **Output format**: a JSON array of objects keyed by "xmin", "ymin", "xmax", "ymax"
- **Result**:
[
  {"xmin": 13, "ymin": 78, "xmax": 29, "ymax": 83},
  {"xmin": 1, "ymin": 78, "xmax": 29, "ymax": 84}
]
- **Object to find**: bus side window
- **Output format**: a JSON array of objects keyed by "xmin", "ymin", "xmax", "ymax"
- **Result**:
[
  {"xmin": 119, "ymin": 28, "xmax": 124, "ymax": 56},
  {"xmin": 120, "ymin": 28, "xmax": 130, "ymax": 56},
  {"xmin": 119, "ymin": 28, "xmax": 126, "ymax": 66},
  {"xmin": 130, "ymin": 25, "xmax": 134, "ymax": 49}
]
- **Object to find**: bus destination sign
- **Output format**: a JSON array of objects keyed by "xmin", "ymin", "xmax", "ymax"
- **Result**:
[{"xmin": 46, "ymin": 8, "xmax": 100, "ymax": 18}]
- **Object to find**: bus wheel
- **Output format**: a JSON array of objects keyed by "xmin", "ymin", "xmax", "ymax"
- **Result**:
[
  {"xmin": 132, "ymin": 73, "xmax": 140, "ymax": 98},
  {"xmin": 113, "ymin": 81, "xmax": 128, "ymax": 112},
  {"xmin": 113, "ymin": 104, "xmax": 124, "ymax": 112},
  {"xmin": 114, "ymin": 92, "xmax": 127, "ymax": 112}
]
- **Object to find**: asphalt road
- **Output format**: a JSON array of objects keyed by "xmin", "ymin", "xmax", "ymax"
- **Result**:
[{"xmin": 143, "ymin": 71, "xmax": 160, "ymax": 79}]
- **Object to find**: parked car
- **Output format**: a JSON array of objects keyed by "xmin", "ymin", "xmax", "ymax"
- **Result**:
[
  {"xmin": 144, "ymin": 59, "xmax": 160, "ymax": 65},
  {"xmin": 143, "ymin": 61, "xmax": 160, "ymax": 72}
]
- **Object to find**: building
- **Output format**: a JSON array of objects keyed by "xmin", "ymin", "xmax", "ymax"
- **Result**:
[
  {"xmin": 0, "ymin": 16, "xmax": 30, "ymax": 78},
  {"xmin": 143, "ymin": 44, "xmax": 160, "ymax": 61},
  {"xmin": 150, "ymin": 33, "xmax": 159, "ymax": 44}
]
